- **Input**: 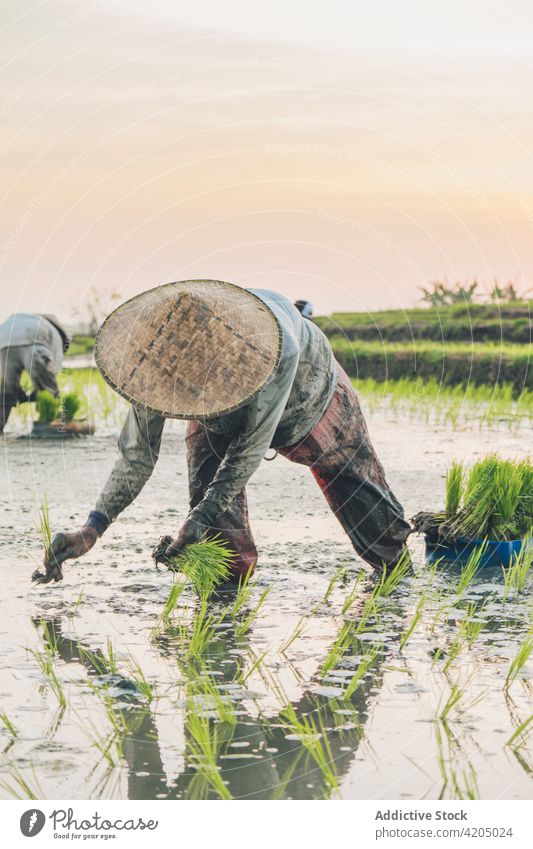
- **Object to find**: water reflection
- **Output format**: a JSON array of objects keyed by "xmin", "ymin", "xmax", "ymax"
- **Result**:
[{"xmin": 36, "ymin": 591, "xmax": 385, "ymax": 800}]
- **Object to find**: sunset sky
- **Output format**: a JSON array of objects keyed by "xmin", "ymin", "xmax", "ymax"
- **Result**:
[{"xmin": 2, "ymin": 0, "xmax": 533, "ymax": 320}]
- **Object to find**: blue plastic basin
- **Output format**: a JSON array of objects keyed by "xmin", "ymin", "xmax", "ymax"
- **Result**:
[{"xmin": 425, "ymin": 536, "xmax": 527, "ymax": 568}]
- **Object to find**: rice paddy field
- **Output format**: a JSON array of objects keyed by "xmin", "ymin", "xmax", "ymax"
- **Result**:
[
  {"xmin": 316, "ymin": 301, "xmax": 532, "ymax": 392},
  {"xmin": 0, "ymin": 357, "xmax": 532, "ymax": 801}
]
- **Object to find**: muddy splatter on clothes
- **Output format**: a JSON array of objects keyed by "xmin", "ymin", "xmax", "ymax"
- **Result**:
[{"xmin": 188, "ymin": 366, "xmax": 410, "ymax": 578}]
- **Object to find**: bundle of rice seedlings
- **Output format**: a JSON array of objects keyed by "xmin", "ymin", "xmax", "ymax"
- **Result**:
[
  {"xmin": 61, "ymin": 392, "xmax": 81, "ymax": 423},
  {"xmin": 172, "ymin": 536, "xmax": 235, "ymax": 598},
  {"xmin": 420, "ymin": 455, "xmax": 533, "ymax": 542},
  {"xmin": 36, "ymin": 390, "xmax": 59, "ymax": 423}
]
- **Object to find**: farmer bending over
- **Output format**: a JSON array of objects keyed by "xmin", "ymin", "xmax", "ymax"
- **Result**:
[
  {"xmin": 0, "ymin": 313, "xmax": 69, "ymax": 433},
  {"xmin": 38, "ymin": 281, "xmax": 410, "ymax": 583}
]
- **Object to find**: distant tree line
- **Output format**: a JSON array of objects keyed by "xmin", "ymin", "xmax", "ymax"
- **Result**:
[{"xmin": 419, "ymin": 280, "xmax": 531, "ymax": 307}]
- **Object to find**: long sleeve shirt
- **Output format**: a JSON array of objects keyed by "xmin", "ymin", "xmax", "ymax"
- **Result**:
[
  {"xmin": 90, "ymin": 290, "xmax": 337, "ymax": 530},
  {"xmin": 0, "ymin": 313, "xmax": 63, "ymax": 372}
]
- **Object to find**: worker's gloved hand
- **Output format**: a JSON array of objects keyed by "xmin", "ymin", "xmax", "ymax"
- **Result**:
[
  {"xmin": 153, "ymin": 506, "xmax": 215, "ymax": 568},
  {"xmin": 16, "ymin": 388, "xmax": 31, "ymax": 405},
  {"xmin": 166, "ymin": 514, "xmax": 210, "ymax": 556},
  {"xmin": 31, "ymin": 526, "xmax": 99, "ymax": 584}
]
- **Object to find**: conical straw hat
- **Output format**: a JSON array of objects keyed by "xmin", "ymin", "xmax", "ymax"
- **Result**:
[{"xmin": 95, "ymin": 280, "xmax": 282, "ymax": 419}]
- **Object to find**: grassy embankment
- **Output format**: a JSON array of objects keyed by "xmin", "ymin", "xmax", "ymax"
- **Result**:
[
  {"xmin": 63, "ymin": 302, "xmax": 532, "ymax": 427},
  {"xmin": 315, "ymin": 301, "xmax": 531, "ymax": 393}
]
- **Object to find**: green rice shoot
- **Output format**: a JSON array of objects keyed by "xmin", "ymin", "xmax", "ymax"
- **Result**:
[
  {"xmin": 36, "ymin": 390, "xmax": 59, "ymax": 423},
  {"xmin": 61, "ymin": 392, "xmax": 81, "ymax": 423},
  {"xmin": 37, "ymin": 497, "xmax": 53, "ymax": 561},
  {"xmin": 172, "ymin": 536, "xmax": 235, "ymax": 598}
]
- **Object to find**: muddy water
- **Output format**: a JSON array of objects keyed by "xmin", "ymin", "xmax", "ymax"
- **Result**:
[{"xmin": 0, "ymin": 406, "xmax": 531, "ymax": 800}]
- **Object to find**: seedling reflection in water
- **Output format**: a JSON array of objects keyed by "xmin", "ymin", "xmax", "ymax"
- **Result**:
[
  {"xmin": 27, "ymin": 622, "xmax": 66, "ymax": 708},
  {"xmin": 505, "ymin": 631, "xmax": 533, "ymax": 690},
  {"xmin": 185, "ymin": 708, "xmax": 233, "ymax": 800},
  {"xmin": 279, "ymin": 614, "xmax": 308, "ymax": 654},
  {"xmin": 343, "ymin": 647, "xmax": 381, "ymax": 700},
  {"xmin": 0, "ymin": 711, "xmax": 17, "ymax": 738},
  {"xmin": 0, "ymin": 767, "xmax": 43, "ymax": 800},
  {"xmin": 278, "ymin": 703, "xmax": 339, "ymax": 796},
  {"xmin": 506, "ymin": 713, "xmax": 533, "ymax": 752}
]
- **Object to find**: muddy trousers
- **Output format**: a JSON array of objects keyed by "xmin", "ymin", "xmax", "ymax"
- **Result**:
[{"xmin": 186, "ymin": 366, "xmax": 411, "ymax": 580}]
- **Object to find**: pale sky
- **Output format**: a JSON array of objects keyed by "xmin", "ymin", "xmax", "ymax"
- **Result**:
[{"xmin": 1, "ymin": 0, "xmax": 533, "ymax": 320}]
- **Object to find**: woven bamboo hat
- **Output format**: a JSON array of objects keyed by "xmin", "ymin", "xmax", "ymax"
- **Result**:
[{"xmin": 94, "ymin": 280, "xmax": 282, "ymax": 419}]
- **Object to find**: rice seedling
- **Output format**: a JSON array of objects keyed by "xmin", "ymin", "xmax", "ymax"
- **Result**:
[
  {"xmin": 456, "ymin": 544, "xmax": 487, "ymax": 596},
  {"xmin": 438, "ymin": 681, "xmax": 465, "ymax": 722},
  {"xmin": 176, "ymin": 601, "xmax": 223, "ymax": 660},
  {"xmin": 241, "ymin": 649, "xmax": 268, "ymax": 683},
  {"xmin": 460, "ymin": 603, "xmax": 489, "ymax": 647},
  {"xmin": 502, "ymin": 545, "xmax": 533, "ymax": 599},
  {"xmin": 341, "ymin": 573, "xmax": 365, "ymax": 614},
  {"xmin": 99, "ymin": 639, "xmax": 118, "ymax": 675},
  {"xmin": 505, "ymin": 713, "xmax": 533, "ymax": 750},
  {"xmin": 126, "ymin": 655, "xmax": 154, "ymax": 702},
  {"xmin": 234, "ymin": 584, "xmax": 272, "ymax": 637},
  {"xmin": 78, "ymin": 645, "xmax": 109, "ymax": 676},
  {"xmin": 171, "ymin": 536, "xmax": 235, "ymax": 598},
  {"xmin": 150, "ymin": 579, "xmax": 187, "ymax": 641},
  {"xmin": 77, "ymin": 639, "xmax": 118, "ymax": 678},
  {"xmin": 278, "ymin": 703, "xmax": 339, "ymax": 795},
  {"xmin": 187, "ymin": 666, "xmax": 237, "ymax": 726},
  {"xmin": 433, "ymin": 602, "xmax": 489, "ymax": 669},
  {"xmin": 279, "ymin": 615, "xmax": 308, "ymax": 654},
  {"xmin": 373, "ymin": 551, "xmax": 413, "ymax": 598},
  {"xmin": 323, "ymin": 564, "xmax": 348, "ymax": 603},
  {"xmin": 0, "ymin": 711, "xmax": 17, "ymax": 737},
  {"xmin": 437, "ymin": 677, "xmax": 484, "ymax": 723},
  {"xmin": 505, "ymin": 631, "xmax": 533, "ymax": 690},
  {"xmin": 399, "ymin": 592, "xmax": 428, "ymax": 650},
  {"xmin": 67, "ymin": 589, "xmax": 85, "ymax": 616},
  {"xmin": 36, "ymin": 390, "xmax": 59, "ymax": 423},
  {"xmin": 352, "ymin": 376, "xmax": 533, "ymax": 433},
  {"xmin": 229, "ymin": 570, "xmax": 254, "ymax": 617},
  {"xmin": 36, "ymin": 497, "xmax": 53, "ymax": 562},
  {"xmin": 343, "ymin": 646, "xmax": 381, "ymax": 700},
  {"xmin": 321, "ymin": 621, "xmax": 355, "ymax": 675}
]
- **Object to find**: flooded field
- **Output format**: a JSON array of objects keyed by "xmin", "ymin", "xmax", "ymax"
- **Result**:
[{"xmin": 0, "ymin": 386, "xmax": 531, "ymax": 800}]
